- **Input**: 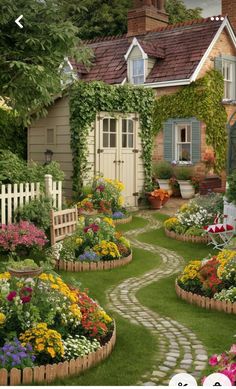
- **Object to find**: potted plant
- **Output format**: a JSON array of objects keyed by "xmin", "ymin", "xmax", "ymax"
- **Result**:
[
  {"xmin": 203, "ymin": 146, "xmax": 215, "ymax": 176},
  {"xmin": 146, "ymin": 189, "xmax": 170, "ymax": 209},
  {"xmin": 153, "ymin": 161, "xmax": 173, "ymax": 195},
  {"xmin": 7, "ymin": 258, "xmax": 42, "ymax": 278},
  {"xmin": 175, "ymin": 166, "xmax": 195, "ymax": 199}
]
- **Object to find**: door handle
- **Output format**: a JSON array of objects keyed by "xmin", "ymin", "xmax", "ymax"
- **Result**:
[{"xmin": 97, "ymin": 149, "xmax": 104, "ymax": 153}]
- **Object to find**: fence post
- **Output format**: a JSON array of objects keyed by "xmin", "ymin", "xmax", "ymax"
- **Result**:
[{"xmin": 45, "ymin": 175, "xmax": 53, "ymax": 198}]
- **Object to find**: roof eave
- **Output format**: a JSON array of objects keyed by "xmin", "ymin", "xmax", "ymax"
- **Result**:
[{"xmin": 143, "ymin": 78, "xmax": 191, "ymax": 88}]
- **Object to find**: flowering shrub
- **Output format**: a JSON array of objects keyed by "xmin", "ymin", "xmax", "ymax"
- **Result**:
[
  {"xmin": 63, "ymin": 335, "xmax": 100, "ymax": 360},
  {"xmin": 51, "ymin": 216, "xmax": 131, "ymax": 262},
  {"xmin": 205, "ymin": 344, "xmax": 236, "ymax": 385},
  {"xmin": 164, "ymin": 217, "xmax": 180, "ymax": 231},
  {"xmin": 77, "ymin": 176, "xmax": 126, "ymax": 217},
  {"xmin": 178, "ymin": 250, "xmax": 236, "ymax": 299},
  {"xmin": 0, "ymin": 338, "xmax": 35, "ymax": 371},
  {"xmin": 0, "ymin": 271, "xmax": 113, "ymax": 369},
  {"xmin": 0, "ymin": 221, "xmax": 47, "ymax": 254},
  {"xmin": 20, "ymin": 323, "xmax": 64, "ymax": 363}
]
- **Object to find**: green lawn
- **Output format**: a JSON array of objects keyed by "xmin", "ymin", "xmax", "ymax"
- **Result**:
[{"xmin": 42, "ymin": 213, "xmax": 235, "ymax": 384}]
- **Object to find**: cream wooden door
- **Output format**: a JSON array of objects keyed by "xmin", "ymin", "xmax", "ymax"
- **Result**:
[{"xmin": 96, "ymin": 114, "xmax": 139, "ymax": 207}]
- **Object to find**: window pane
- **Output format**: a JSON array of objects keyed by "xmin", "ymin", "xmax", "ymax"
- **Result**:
[
  {"xmin": 128, "ymin": 120, "xmax": 133, "ymax": 133},
  {"xmin": 178, "ymin": 144, "xmax": 191, "ymax": 161},
  {"xmin": 122, "ymin": 119, "xmax": 127, "ymax": 133},
  {"xmin": 128, "ymin": 134, "xmax": 134, "ymax": 148},
  {"xmin": 133, "ymin": 75, "xmax": 144, "ymax": 84},
  {"xmin": 110, "ymin": 134, "xmax": 116, "ymax": 147},
  {"xmin": 103, "ymin": 133, "xmax": 109, "ymax": 147},
  {"xmin": 133, "ymin": 59, "xmax": 144, "ymax": 76},
  {"xmin": 110, "ymin": 119, "xmax": 116, "ymax": 133},
  {"xmin": 122, "ymin": 134, "xmax": 127, "ymax": 148},
  {"xmin": 103, "ymin": 119, "xmax": 108, "ymax": 132}
]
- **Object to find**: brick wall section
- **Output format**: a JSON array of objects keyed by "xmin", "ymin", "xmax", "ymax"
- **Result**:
[
  {"xmin": 153, "ymin": 27, "xmax": 236, "ymax": 185},
  {"xmin": 222, "ymin": 0, "xmax": 236, "ymax": 33},
  {"xmin": 127, "ymin": 7, "xmax": 168, "ymax": 37}
]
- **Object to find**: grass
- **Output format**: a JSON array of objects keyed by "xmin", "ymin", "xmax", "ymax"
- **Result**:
[{"xmin": 55, "ymin": 216, "xmax": 160, "ymax": 385}]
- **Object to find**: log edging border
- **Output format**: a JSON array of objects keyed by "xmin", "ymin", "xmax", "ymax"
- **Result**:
[
  {"xmin": 175, "ymin": 281, "xmax": 236, "ymax": 314},
  {"xmin": 165, "ymin": 228, "xmax": 210, "ymax": 244},
  {"xmin": 56, "ymin": 252, "xmax": 133, "ymax": 272},
  {"xmin": 0, "ymin": 323, "xmax": 116, "ymax": 385}
]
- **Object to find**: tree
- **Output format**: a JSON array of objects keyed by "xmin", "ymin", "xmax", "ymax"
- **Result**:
[
  {"xmin": 0, "ymin": 0, "xmax": 91, "ymax": 123},
  {"xmin": 71, "ymin": 0, "xmax": 202, "ymax": 40},
  {"xmin": 166, "ymin": 0, "xmax": 202, "ymax": 24}
]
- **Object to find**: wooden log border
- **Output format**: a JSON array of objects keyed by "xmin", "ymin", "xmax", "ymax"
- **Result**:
[
  {"xmin": 164, "ymin": 228, "xmax": 210, "ymax": 244},
  {"xmin": 56, "ymin": 252, "xmax": 133, "ymax": 272},
  {"xmin": 0, "ymin": 323, "xmax": 116, "ymax": 386},
  {"xmin": 113, "ymin": 215, "xmax": 132, "ymax": 225},
  {"xmin": 175, "ymin": 281, "xmax": 236, "ymax": 314}
]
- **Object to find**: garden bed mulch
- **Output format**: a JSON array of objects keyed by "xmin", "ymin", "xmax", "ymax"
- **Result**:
[
  {"xmin": 0, "ymin": 323, "xmax": 116, "ymax": 385},
  {"xmin": 165, "ymin": 228, "xmax": 210, "ymax": 244},
  {"xmin": 56, "ymin": 252, "xmax": 132, "ymax": 272},
  {"xmin": 175, "ymin": 281, "xmax": 236, "ymax": 314}
]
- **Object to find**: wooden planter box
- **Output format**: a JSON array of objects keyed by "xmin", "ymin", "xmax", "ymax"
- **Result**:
[
  {"xmin": 164, "ymin": 228, "xmax": 210, "ymax": 244},
  {"xmin": 56, "ymin": 252, "xmax": 133, "ymax": 272},
  {"xmin": 0, "ymin": 323, "xmax": 116, "ymax": 386},
  {"xmin": 113, "ymin": 215, "xmax": 132, "ymax": 225},
  {"xmin": 175, "ymin": 281, "xmax": 236, "ymax": 314}
]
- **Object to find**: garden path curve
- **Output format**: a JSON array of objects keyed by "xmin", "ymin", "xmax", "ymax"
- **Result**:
[{"xmin": 107, "ymin": 212, "xmax": 208, "ymax": 385}]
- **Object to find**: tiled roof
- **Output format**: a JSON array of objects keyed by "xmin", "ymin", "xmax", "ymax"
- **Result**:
[{"xmin": 75, "ymin": 17, "xmax": 224, "ymax": 84}]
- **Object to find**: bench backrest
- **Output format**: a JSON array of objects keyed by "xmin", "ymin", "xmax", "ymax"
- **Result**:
[{"xmin": 50, "ymin": 207, "xmax": 78, "ymax": 246}]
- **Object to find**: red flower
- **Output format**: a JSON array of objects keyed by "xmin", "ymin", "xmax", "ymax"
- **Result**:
[
  {"xmin": 96, "ymin": 185, "xmax": 105, "ymax": 192},
  {"xmin": 20, "ymin": 287, "xmax": 32, "ymax": 304},
  {"xmin": 84, "ymin": 224, "xmax": 99, "ymax": 233},
  {"xmin": 7, "ymin": 291, "xmax": 17, "ymax": 301}
]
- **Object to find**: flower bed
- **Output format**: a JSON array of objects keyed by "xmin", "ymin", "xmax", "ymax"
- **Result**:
[
  {"xmin": 113, "ymin": 214, "xmax": 132, "ymax": 225},
  {"xmin": 204, "ymin": 344, "xmax": 236, "ymax": 385},
  {"xmin": 49, "ymin": 216, "xmax": 132, "ymax": 270},
  {"xmin": 164, "ymin": 193, "xmax": 223, "ymax": 242},
  {"xmin": 176, "ymin": 250, "xmax": 236, "ymax": 310},
  {"xmin": 77, "ymin": 177, "xmax": 128, "ymax": 220},
  {"xmin": 165, "ymin": 228, "xmax": 210, "ymax": 244},
  {"xmin": 0, "ymin": 271, "xmax": 115, "ymax": 385}
]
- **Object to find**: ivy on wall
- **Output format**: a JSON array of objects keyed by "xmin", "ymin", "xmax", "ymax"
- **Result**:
[
  {"xmin": 70, "ymin": 81, "xmax": 155, "ymax": 194},
  {"xmin": 153, "ymin": 70, "xmax": 228, "ymax": 173}
]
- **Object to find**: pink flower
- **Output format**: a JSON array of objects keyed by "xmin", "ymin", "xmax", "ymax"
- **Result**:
[
  {"xmin": 209, "ymin": 355, "xmax": 219, "ymax": 366},
  {"xmin": 7, "ymin": 291, "xmax": 17, "ymax": 301},
  {"xmin": 230, "ymin": 345, "xmax": 236, "ymax": 354},
  {"xmin": 219, "ymin": 369, "xmax": 236, "ymax": 385}
]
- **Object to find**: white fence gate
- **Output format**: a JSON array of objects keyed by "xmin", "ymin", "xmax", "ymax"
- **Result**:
[
  {"xmin": 0, "ymin": 174, "xmax": 62, "ymax": 225},
  {"xmin": 224, "ymin": 198, "xmax": 236, "ymax": 230}
]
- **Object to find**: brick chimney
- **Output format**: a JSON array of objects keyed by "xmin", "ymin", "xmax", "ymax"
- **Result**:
[
  {"xmin": 127, "ymin": 0, "xmax": 169, "ymax": 37},
  {"xmin": 222, "ymin": 0, "xmax": 236, "ymax": 32}
]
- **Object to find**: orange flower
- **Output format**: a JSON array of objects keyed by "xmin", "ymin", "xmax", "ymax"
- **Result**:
[{"xmin": 150, "ymin": 189, "xmax": 169, "ymax": 201}]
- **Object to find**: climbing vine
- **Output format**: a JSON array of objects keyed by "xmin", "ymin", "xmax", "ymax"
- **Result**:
[
  {"xmin": 70, "ymin": 81, "xmax": 155, "ymax": 195},
  {"xmin": 153, "ymin": 70, "xmax": 228, "ymax": 173}
]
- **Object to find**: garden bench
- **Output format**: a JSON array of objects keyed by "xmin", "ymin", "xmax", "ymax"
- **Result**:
[{"xmin": 50, "ymin": 207, "xmax": 78, "ymax": 245}]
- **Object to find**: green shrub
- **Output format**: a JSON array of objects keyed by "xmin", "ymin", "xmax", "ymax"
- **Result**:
[
  {"xmin": 193, "ymin": 193, "xmax": 224, "ymax": 215},
  {"xmin": 153, "ymin": 161, "xmax": 173, "ymax": 179},
  {"xmin": 15, "ymin": 197, "xmax": 52, "ymax": 231},
  {"xmin": 185, "ymin": 226, "xmax": 204, "ymax": 236},
  {"xmin": 8, "ymin": 258, "xmax": 39, "ymax": 270},
  {"xmin": 175, "ymin": 224, "xmax": 188, "ymax": 235},
  {"xmin": 226, "ymin": 170, "xmax": 236, "ymax": 205},
  {"xmin": 0, "ymin": 151, "xmax": 64, "ymax": 185},
  {"xmin": 175, "ymin": 166, "xmax": 193, "ymax": 180}
]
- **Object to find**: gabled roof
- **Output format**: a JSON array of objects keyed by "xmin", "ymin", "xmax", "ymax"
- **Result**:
[{"xmin": 73, "ymin": 16, "xmax": 235, "ymax": 87}]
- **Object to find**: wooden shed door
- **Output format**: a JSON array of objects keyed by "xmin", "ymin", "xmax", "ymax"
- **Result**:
[{"xmin": 96, "ymin": 114, "xmax": 139, "ymax": 207}]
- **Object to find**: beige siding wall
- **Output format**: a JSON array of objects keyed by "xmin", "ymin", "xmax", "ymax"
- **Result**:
[{"xmin": 28, "ymin": 96, "xmax": 73, "ymax": 197}]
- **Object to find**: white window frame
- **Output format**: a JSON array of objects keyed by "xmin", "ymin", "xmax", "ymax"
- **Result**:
[
  {"xmin": 175, "ymin": 123, "xmax": 192, "ymax": 164},
  {"xmin": 102, "ymin": 117, "xmax": 117, "ymax": 148},
  {"xmin": 222, "ymin": 59, "xmax": 233, "ymax": 100},
  {"xmin": 131, "ymin": 59, "xmax": 145, "ymax": 85}
]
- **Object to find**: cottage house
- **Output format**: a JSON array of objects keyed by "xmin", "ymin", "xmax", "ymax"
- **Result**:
[{"xmin": 28, "ymin": 0, "xmax": 236, "ymax": 205}]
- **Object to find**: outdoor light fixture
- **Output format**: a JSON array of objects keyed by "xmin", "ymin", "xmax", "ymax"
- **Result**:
[{"xmin": 44, "ymin": 149, "xmax": 53, "ymax": 164}]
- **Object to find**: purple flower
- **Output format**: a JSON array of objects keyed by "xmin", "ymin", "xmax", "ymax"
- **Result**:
[{"xmin": 112, "ymin": 211, "xmax": 125, "ymax": 219}]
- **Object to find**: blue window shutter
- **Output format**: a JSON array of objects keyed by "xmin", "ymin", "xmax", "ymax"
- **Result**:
[
  {"xmin": 191, "ymin": 120, "xmax": 201, "ymax": 164},
  {"xmin": 214, "ymin": 57, "xmax": 222, "ymax": 72},
  {"xmin": 163, "ymin": 120, "xmax": 174, "ymax": 162}
]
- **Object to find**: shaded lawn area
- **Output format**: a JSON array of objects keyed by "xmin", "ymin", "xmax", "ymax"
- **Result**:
[{"xmin": 55, "ymin": 216, "xmax": 160, "ymax": 385}]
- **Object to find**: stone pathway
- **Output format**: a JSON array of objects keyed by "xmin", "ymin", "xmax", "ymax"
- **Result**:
[{"xmin": 107, "ymin": 212, "xmax": 208, "ymax": 385}]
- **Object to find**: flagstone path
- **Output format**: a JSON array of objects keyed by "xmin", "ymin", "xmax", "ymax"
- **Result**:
[{"xmin": 107, "ymin": 212, "xmax": 208, "ymax": 385}]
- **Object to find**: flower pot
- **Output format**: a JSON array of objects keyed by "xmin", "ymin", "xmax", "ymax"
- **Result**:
[
  {"xmin": 161, "ymin": 196, "xmax": 169, "ymax": 206},
  {"xmin": 157, "ymin": 179, "xmax": 173, "ymax": 196},
  {"xmin": 178, "ymin": 180, "xmax": 195, "ymax": 199},
  {"xmin": 147, "ymin": 196, "xmax": 162, "ymax": 209},
  {"xmin": 7, "ymin": 267, "xmax": 43, "ymax": 278}
]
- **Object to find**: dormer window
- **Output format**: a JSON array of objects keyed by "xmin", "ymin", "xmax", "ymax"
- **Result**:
[{"xmin": 132, "ymin": 59, "xmax": 145, "ymax": 84}]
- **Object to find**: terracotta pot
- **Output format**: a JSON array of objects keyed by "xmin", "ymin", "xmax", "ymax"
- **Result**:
[
  {"xmin": 162, "ymin": 196, "xmax": 169, "ymax": 206},
  {"xmin": 147, "ymin": 196, "xmax": 162, "ymax": 209}
]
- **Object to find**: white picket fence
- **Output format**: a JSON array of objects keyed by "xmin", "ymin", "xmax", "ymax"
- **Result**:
[
  {"xmin": 224, "ymin": 198, "xmax": 236, "ymax": 230},
  {"xmin": 0, "ymin": 174, "xmax": 62, "ymax": 225}
]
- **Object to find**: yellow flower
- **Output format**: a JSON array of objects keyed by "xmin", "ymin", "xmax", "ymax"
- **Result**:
[
  {"xmin": 118, "ymin": 196, "xmax": 124, "ymax": 206},
  {"xmin": 217, "ymin": 250, "xmax": 236, "ymax": 278},
  {"xmin": 76, "ymin": 237, "xmax": 83, "ymax": 246},
  {"xmin": 37, "ymin": 343, "xmax": 45, "ymax": 352},
  {"xmin": 103, "ymin": 217, "xmax": 115, "ymax": 227},
  {"xmin": 0, "ymin": 272, "xmax": 10, "ymax": 280},
  {"xmin": 0, "ymin": 312, "xmax": 6, "ymax": 325},
  {"xmin": 51, "ymin": 284, "xmax": 59, "ymax": 290},
  {"xmin": 47, "ymin": 347, "xmax": 56, "ymax": 358}
]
